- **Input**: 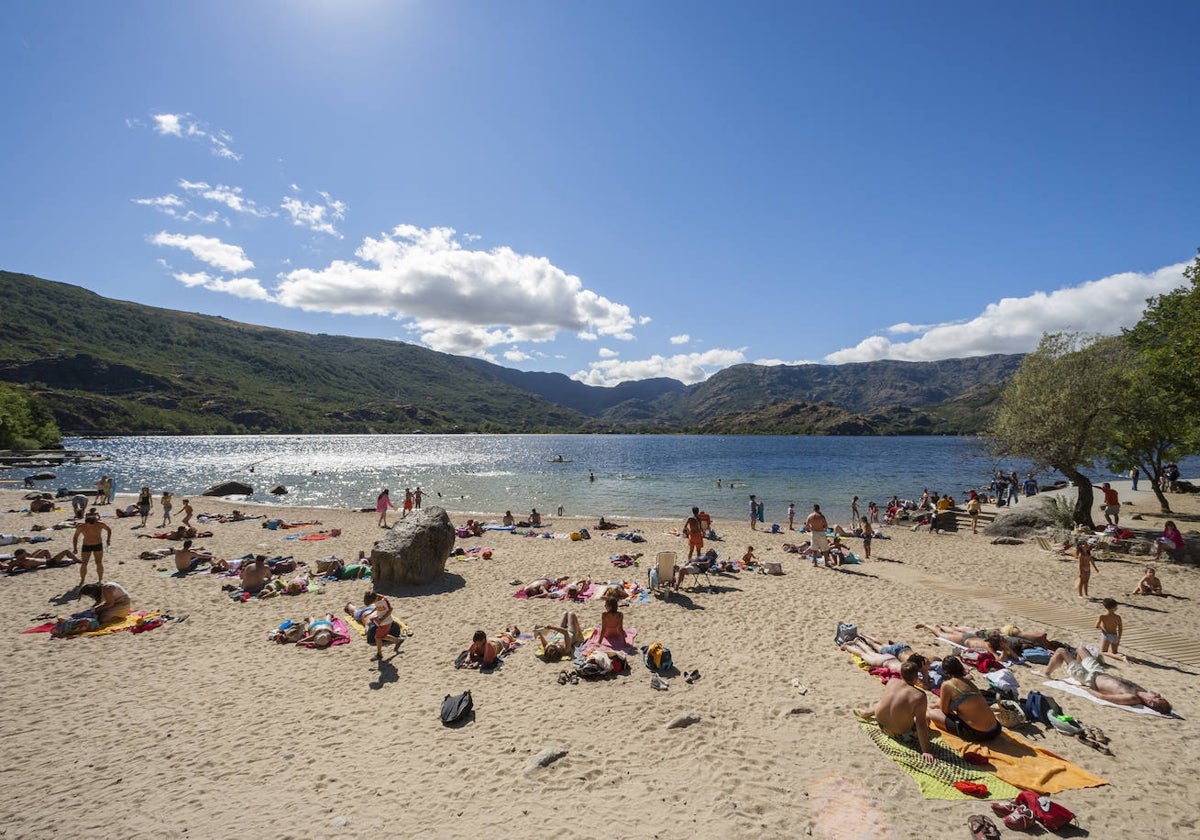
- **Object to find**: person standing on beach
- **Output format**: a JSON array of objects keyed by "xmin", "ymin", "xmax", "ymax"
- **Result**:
[
  {"xmin": 1129, "ymin": 467, "xmax": 1140, "ymax": 491},
  {"xmin": 376, "ymin": 488, "xmax": 396, "ymax": 528},
  {"xmin": 160, "ymin": 491, "xmax": 173, "ymax": 527},
  {"xmin": 180, "ymin": 498, "xmax": 194, "ymax": 528},
  {"xmin": 805, "ymin": 504, "xmax": 831, "ymax": 566},
  {"xmin": 402, "ymin": 488, "xmax": 413, "ymax": 518},
  {"xmin": 850, "ymin": 496, "xmax": 860, "ymax": 526},
  {"xmin": 966, "ymin": 491, "xmax": 982, "ymax": 534},
  {"xmin": 72, "ymin": 510, "xmax": 111, "ymax": 587},
  {"xmin": 749, "ymin": 495, "xmax": 758, "ymax": 531},
  {"xmin": 414, "ymin": 486, "xmax": 423, "ymax": 510},
  {"xmin": 136, "ymin": 486, "xmax": 153, "ymax": 528},
  {"xmin": 787, "ymin": 502, "xmax": 795, "ymax": 532},
  {"xmin": 1095, "ymin": 482, "xmax": 1120, "ymax": 525},
  {"xmin": 1074, "ymin": 539, "xmax": 1099, "ymax": 597},
  {"xmin": 683, "ymin": 508, "xmax": 704, "ymax": 560},
  {"xmin": 1008, "ymin": 471, "xmax": 1020, "ymax": 505},
  {"xmin": 1097, "ymin": 598, "xmax": 1123, "ymax": 655}
]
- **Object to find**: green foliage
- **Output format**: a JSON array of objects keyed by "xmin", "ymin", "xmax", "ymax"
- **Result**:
[
  {"xmin": 0, "ymin": 382, "xmax": 61, "ymax": 448},
  {"xmin": 1038, "ymin": 493, "xmax": 1077, "ymax": 530}
]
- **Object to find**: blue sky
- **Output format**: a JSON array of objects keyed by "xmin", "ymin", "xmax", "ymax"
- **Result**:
[{"xmin": 3, "ymin": 1, "xmax": 1197, "ymax": 385}]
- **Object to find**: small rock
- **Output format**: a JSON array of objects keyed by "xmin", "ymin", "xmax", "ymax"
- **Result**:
[
  {"xmin": 525, "ymin": 747, "xmax": 568, "ymax": 773},
  {"xmin": 282, "ymin": 753, "xmax": 294, "ymax": 760},
  {"xmin": 666, "ymin": 712, "xmax": 701, "ymax": 729},
  {"xmin": 329, "ymin": 817, "xmax": 348, "ymax": 828},
  {"xmin": 271, "ymin": 485, "xmax": 288, "ymax": 495}
]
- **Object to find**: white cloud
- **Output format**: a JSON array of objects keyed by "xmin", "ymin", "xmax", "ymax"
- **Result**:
[
  {"xmin": 133, "ymin": 192, "xmax": 223, "ymax": 224},
  {"xmin": 669, "ymin": 334, "xmax": 690, "ymax": 345},
  {"xmin": 754, "ymin": 357, "xmax": 817, "ymax": 367},
  {"xmin": 598, "ymin": 347, "xmax": 618, "ymax": 358},
  {"xmin": 206, "ymin": 277, "xmax": 271, "ymax": 300},
  {"xmin": 151, "ymin": 231, "xmax": 254, "ymax": 273},
  {"xmin": 272, "ymin": 224, "xmax": 639, "ymax": 357},
  {"xmin": 503, "ymin": 347, "xmax": 532, "ymax": 362},
  {"xmin": 179, "ymin": 180, "xmax": 270, "ymax": 217},
  {"xmin": 573, "ymin": 348, "xmax": 747, "ymax": 386},
  {"xmin": 280, "ymin": 191, "xmax": 347, "ymax": 237},
  {"xmin": 887, "ymin": 322, "xmax": 937, "ymax": 335},
  {"xmin": 825, "ymin": 262, "xmax": 1190, "ymax": 363},
  {"xmin": 148, "ymin": 112, "xmax": 241, "ymax": 160},
  {"xmin": 133, "ymin": 194, "xmax": 184, "ymax": 209},
  {"xmin": 173, "ymin": 271, "xmax": 212, "ymax": 287}
]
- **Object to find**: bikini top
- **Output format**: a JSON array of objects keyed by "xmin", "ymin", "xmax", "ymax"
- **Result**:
[{"xmin": 947, "ymin": 680, "xmax": 982, "ymax": 712}]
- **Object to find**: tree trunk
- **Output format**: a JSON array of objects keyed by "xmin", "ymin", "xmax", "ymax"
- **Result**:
[
  {"xmin": 1150, "ymin": 484, "xmax": 1172, "ymax": 514},
  {"xmin": 1059, "ymin": 465, "xmax": 1095, "ymax": 529}
]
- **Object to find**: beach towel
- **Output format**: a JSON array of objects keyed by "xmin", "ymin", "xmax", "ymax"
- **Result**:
[
  {"xmin": 1042, "ymin": 678, "xmax": 1183, "ymax": 719},
  {"xmin": 25, "ymin": 610, "xmax": 160, "ymax": 638},
  {"xmin": 855, "ymin": 713, "xmax": 1021, "ymax": 800},
  {"xmin": 482, "ymin": 524, "xmax": 515, "ymax": 531},
  {"xmin": 535, "ymin": 628, "xmax": 594, "ymax": 661},
  {"xmin": 579, "ymin": 627, "xmax": 637, "ymax": 655},
  {"xmin": 930, "ymin": 723, "xmax": 1107, "ymax": 793}
]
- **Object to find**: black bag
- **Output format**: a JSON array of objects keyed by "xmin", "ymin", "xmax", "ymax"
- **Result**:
[{"xmin": 440, "ymin": 690, "xmax": 473, "ymax": 726}]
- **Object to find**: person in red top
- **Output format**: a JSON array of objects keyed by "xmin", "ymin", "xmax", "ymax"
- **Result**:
[{"xmin": 1094, "ymin": 482, "xmax": 1120, "ymax": 525}]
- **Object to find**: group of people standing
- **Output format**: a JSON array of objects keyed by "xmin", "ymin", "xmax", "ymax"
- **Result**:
[{"xmin": 374, "ymin": 487, "xmax": 423, "ymax": 527}]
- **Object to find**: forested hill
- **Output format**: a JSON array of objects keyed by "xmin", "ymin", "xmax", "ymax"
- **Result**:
[{"xmin": 0, "ymin": 271, "xmax": 1021, "ymax": 435}]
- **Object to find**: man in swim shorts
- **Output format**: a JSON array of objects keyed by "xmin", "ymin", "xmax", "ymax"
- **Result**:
[
  {"xmin": 805, "ymin": 504, "xmax": 831, "ymax": 566},
  {"xmin": 683, "ymin": 508, "xmax": 704, "ymax": 560},
  {"xmin": 72, "ymin": 511, "xmax": 111, "ymax": 587},
  {"xmin": 1045, "ymin": 645, "xmax": 1172, "ymax": 714},
  {"xmin": 855, "ymin": 659, "xmax": 935, "ymax": 763}
]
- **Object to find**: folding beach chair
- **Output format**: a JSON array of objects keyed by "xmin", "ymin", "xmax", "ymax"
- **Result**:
[
  {"xmin": 649, "ymin": 551, "xmax": 676, "ymax": 599},
  {"xmin": 679, "ymin": 556, "xmax": 715, "ymax": 593}
]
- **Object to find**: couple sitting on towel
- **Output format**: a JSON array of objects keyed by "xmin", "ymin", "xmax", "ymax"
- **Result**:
[{"xmin": 535, "ymin": 598, "xmax": 627, "ymax": 660}]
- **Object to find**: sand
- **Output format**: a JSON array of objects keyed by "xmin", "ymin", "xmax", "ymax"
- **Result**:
[{"xmin": 1, "ymin": 482, "xmax": 1198, "ymax": 839}]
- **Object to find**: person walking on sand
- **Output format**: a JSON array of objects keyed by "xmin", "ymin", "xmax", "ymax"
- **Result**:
[
  {"xmin": 966, "ymin": 491, "xmax": 982, "ymax": 534},
  {"xmin": 1074, "ymin": 539, "xmax": 1099, "ymax": 598},
  {"xmin": 363, "ymin": 590, "xmax": 406, "ymax": 661},
  {"xmin": 136, "ymin": 486, "xmax": 153, "ymax": 528},
  {"xmin": 180, "ymin": 498, "xmax": 194, "ymax": 529},
  {"xmin": 376, "ymin": 488, "xmax": 396, "ymax": 528},
  {"xmin": 850, "ymin": 496, "xmax": 860, "ymax": 526},
  {"xmin": 1097, "ymin": 598, "xmax": 1123, "ymax": 655},
  {"xmin": 413, "ymin": 486, "xmax": 423, "ymax": 510},
  {"xmin": 402, "ymin": 487, "xmax": 413, "ymax": 518},
  {"xmin": 72, "ymin": 510, "xmax": 111, "ymax": 587}
]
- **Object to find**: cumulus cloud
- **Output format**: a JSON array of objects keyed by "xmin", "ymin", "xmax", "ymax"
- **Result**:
[
  {"xmin": 148, "ymin": 113, "xmax": 241, "ymax": 160},
  {"xmin": 825, "ymin": 262, "xmax": 1190, "ymax": 363},
  {"xmin": 598, "ymin": 347, "xmax": 618, "ymax": 359},
  {"xmin": 573, "ymin": 348, "xmax": 747, "ymax": 386},
  {"xmin": 887, "ymin": 322, "xmax": 937, "ymax": 335},
  {"xmin": 172, "ymin": 271, "xmax": 268, "ymax": 300},
  {"xmin": 179, "ymin": 180, "xmax": 270, "ymax": 217},
  {"xmin": 273, "ymin": 224, "xmax": 638, "ymax": 356},
  {"xmin": 151, "ymin": 232, "xmax": 254, "ymax": 273},
  {"xmin": 503, "ymin": 347, "xmax": 532, "ymax": 362},
  {"xmin": 669, "ymin": 334, "xmax": 690, "ymax": 345},
  {"xmin": 280, "ymin": 190, "xmax": 347, "ymax": 237}
]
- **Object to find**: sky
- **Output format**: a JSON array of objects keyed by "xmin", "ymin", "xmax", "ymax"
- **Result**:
[{"xmin": 3, "ymin": 1, "xmax": 1198, "ymax": 386}]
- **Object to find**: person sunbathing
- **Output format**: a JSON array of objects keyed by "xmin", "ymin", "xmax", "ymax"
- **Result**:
[
  {"xmin": 842, "ymin": 633, "xmax": 933, "ymax": 686},
  {"xmin": 855, "ymin": 659, "xmax": 935, "ymax": 763},
  {"xmin": 294, "ymin": 614, "xmax": 345, "ymax": 649},
  {"xmin": 597, "ymin": 597, "xmax": 627, "ymax": 649},
  {"xmin": 172, "ymin": 539, "xmax": 212, "ymax": 573},
  {"xmin": 596, "ymin": 517, "xmax": 621, "ymax": 530},
  {"xmin": 464, "ymin": 628, "xmax": 519, "ymax": 668},
  {"xmin": 534, "ymin": 612, "xmax": 584, "ymax": 660},
  {"xmin": 239, "ymin": 555, "xmax": 274, "ymax": 594},
  {"xmin": 523, "ymin": 576, "xmax": 568, "ymax": 597},
  {"xmin": 1045, "ymin": 646, "xmax": 1172, "ymax": 713},
  {"xmin": 564, "ymin": 578, "xmax": 591, "ymax": 600},
  {"xmin": 915, "ymin": 622, "xmax": 1022, "ymax": 661},
  {"xmin": 1130, "ymin": 566, "xmax": 1164, "ymax": 596},
  {"xmin": 926, "ymin": 655, "xmax": 1002, "ymax": 742},
  {"xmin": 1, "ymin": 547, "xmax": 80, "ymax": 572}
]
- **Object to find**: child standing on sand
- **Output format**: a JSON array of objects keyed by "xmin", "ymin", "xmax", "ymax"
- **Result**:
[
  {"xmin": 1097, "ymin": 598, "xmax": 1123, "ymax": 655},
  {"xmin": 1074, "ymin": 540, "xmax": 1099, "ymax": 597}
]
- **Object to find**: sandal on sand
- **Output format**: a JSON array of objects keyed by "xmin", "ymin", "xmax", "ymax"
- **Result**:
[
  {"xmin": 650, "ymin": 675, "xmax": 669, "ymax": 691},
  {"xmin": 557, "ymin": 671, "xmax": 569, "ymax": 685},
  {"xmin": 568, "ymin": 672, "xmax": 579, "ymax": 685},
  {"xmin": 967, "ymin": 814, "xmax": 1001, "ymax": 839}
]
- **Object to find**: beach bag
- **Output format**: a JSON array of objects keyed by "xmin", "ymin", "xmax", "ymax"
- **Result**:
[
  {"xmin": 1015, "ymin": 791, "xmax": 1075, "ymax": 830},
  {"xmin": 440, "ymin": 690, "xmax": 473, "ymax": 726},
  {"xmin": 992, "ymin": 699, "xmax": 1026, "ymax": 729},
  {"xmin": 578, "ymin": 528, "xmax": 590, "ymax": 540},
  {"xmin": 834, "ymin": 622, "xmax": 858, "ymax": 646},
  {"xmin": 642, "ymin": 642, "xmax": 672, "ymax": 673},
  {"xmin": 1021, "ymin": 646, "xmax": 1052, "ymax": 664},
  {"xmin": 1020, "ymin": 690, "xmax": 1062, "ymax": 725}
]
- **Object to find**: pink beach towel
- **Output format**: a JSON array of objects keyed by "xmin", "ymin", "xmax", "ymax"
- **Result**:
[
  {"xmin": 580, "ymin": 627, "xmax": 638, "ymax": 655},
  {"xmin": 298, "ymin": 617, "xmax": 351, "ymax": 648}
]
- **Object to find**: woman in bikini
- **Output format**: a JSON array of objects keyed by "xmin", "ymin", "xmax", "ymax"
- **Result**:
[
  {"xmin": 926, "ymin": 655, "xmax": 1002, "ymax": 742},
  {"xmin": 464, "ymin": 628, "xmax": 520, "ymax": 668},
  {"xmin": 914, "ymin": 622, "xmax": 1022, "ymax": 661},
  {"xmin": 534, "ymin": 613, "xmax": 584, "ymax": 660},
  {"xmin": 597, "ymin": 597, "xmax": 627, "ymax": 649}
]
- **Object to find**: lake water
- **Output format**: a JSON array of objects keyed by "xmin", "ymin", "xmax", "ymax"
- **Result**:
[{"xmin": 32, "ymin": 434, "xmax": 1113, "ymax": 522}]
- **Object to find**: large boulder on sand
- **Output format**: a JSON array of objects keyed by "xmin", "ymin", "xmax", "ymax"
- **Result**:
[
  {"xmin": 370, "ymin": 506, "xmax": 456, "ymax": 586},
  {"xmin": 202, "ymin": 480, "xmax": 253, "ymax": 497},
  {"xmin": 983, "ymin": 505, "xmax": 1058, "ymax": 537}
]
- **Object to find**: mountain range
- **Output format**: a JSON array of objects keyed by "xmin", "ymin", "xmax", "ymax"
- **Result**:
[{"xmin": 0, "ymin": 271, "xmax": 1022, "ymax": 436}]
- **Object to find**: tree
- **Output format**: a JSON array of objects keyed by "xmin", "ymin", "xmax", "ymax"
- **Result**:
[
  {"xmin": 0, "ymin": 384, "xmax": 62, "ymax": 449},
  {"xmin": 985, "ymin": 333, "xmax": 1124, "ymax": 529},
  {"xmin": 1118, "ymin": 247, "xmax": 1200, "ymax": 511}
]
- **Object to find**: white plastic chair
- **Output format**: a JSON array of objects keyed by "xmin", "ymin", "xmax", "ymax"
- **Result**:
[{"xmin": 649, "ymin": 551, "xmax": 676, "ymax": 599}]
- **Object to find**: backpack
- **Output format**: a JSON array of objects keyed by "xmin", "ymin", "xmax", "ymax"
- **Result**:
[
  {"xmin": 1015, "ymin": 790, "xmax": 1076, "ymax": 830},
  {"xmin": 834, "ymin": 622, "xmax": 858, "ymax": 646},
  {"xmin": 440, "ymin": 690, "xmax": 473, "ymax": 726},
  {"xmin": 1020, "ymin": 690, "xmax": 1063, "ymax": 725},
  {"xmin": 642, "ymin": 642, "xmax": 673, "ymax": 672}
]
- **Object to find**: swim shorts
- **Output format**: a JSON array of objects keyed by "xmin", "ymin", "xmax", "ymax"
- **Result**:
[
  {"xmin": 880, "ymin": 643, "xmax": 911, "ymax": 658},
  {"xmin": 944, "ymin": 714, "xmax": 1002, "ymax": 742},
  {"xmin": 1066, "ymin": 656, "xmax": 1104, "ymax": 689},
  {"xmin": 82, "ymin": 543, "xmax": 103, "ymax": 553}
]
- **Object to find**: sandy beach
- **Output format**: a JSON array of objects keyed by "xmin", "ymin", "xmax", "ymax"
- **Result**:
[{"xmin": 1, "ymin": 482, "xmax": 1198, "ymax": 839}]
